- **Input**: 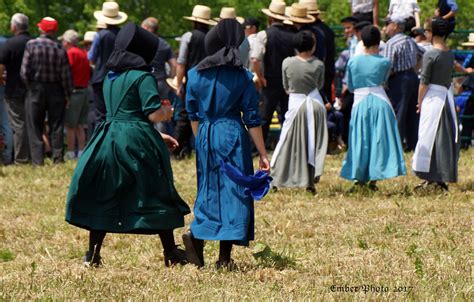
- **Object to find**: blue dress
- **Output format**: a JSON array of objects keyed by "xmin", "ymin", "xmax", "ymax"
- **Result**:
[
  {"xmin": 186, "ymin": 66, "xmax": 261, "ymax": 246},
  {"xmin": 340, "ymin": 55, "xmax": 406, "ymax": 181}
]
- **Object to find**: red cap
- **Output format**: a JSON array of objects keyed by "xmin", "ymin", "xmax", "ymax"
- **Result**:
[{"xmin": 37, "ymin": 17, "xmax": 58, "ymax": 32}]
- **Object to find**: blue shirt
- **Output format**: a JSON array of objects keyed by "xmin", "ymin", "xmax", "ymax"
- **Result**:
[{"xmin": 382, "ymin": 33, "xmax": 424, "ymax": 73}]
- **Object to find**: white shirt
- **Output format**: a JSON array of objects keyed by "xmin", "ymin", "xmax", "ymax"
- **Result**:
[
  {"xmin": 388, "ymin": 0, "xmax": 420, "ymax": 19},
  {"xmin": 354, "ymin": 40, "xmax": 386, "ymax": 56},
  {"xmin": 350, "ymin": 0, "xmax": 375, "ymax": 14}
]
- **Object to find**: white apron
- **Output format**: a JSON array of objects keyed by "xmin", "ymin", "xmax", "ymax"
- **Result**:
[
  {"xmin": 353, "ymin": 85, "xmax": 394, "ymax": 114},
  {"xmin": 271, "ymin": 89, "xmax": 327, "ymax": 171},
  {"xmin": 412, "ymin": 84, "xmax": 458, "ymax": 172}
]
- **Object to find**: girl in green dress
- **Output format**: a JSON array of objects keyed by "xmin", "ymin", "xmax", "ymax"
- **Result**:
[{"xmin": 65, "ymin": 23, "xmax": 190, "ymax": 267}]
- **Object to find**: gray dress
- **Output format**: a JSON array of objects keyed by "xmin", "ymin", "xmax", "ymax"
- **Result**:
[
  {"xmin": 271, "ymin": 56, "xmax": 327, "ymax": 190},
  {"xmin": 415, "ymin": 49, "xmax": 459, "ymax": 183}
]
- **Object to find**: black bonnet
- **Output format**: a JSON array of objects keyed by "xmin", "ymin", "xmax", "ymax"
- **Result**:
[{"xmin": 106, "ymin": 22, "xmax": 159, "ymax": 72}]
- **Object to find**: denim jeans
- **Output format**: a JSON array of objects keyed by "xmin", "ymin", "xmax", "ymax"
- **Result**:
[{"xmin": 0, "ymin": 86, "xmax": 13, "ymax": 164}]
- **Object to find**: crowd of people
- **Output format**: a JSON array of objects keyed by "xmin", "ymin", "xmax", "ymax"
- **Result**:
[{"xmin": 0, "ymin": 0, "xmax": 473, "ymax": 269}]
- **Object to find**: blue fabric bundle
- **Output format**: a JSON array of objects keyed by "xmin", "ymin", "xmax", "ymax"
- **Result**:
[{"xmin": 220, "ymin": 160, "xmax": 272, "ymax": 201}]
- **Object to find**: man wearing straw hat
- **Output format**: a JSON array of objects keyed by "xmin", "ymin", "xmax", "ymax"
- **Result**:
[
  {"xmin": 300, "ymin": 0, "xmax": 336, "ymax": 102},
  {"xmin": 174, "ymin": 5, "xmax": 216, "ymax": 159},
  {"xmin": 252, "ymin": 1, "xmax": 295, "ymax": 144},
  {"xmin": 88, "ymin": 1, "xmax": 127, "ymax": 126}
]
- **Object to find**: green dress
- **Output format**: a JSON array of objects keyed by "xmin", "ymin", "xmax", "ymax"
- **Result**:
[{"xmin": 65, "ymin": 70, "xmax": 190, "ymax": 233}]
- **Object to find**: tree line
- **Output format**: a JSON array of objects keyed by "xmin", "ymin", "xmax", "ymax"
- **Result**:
[{"xmin": 0, "ymin": 0, "xmax": 472, "ymax": 46}]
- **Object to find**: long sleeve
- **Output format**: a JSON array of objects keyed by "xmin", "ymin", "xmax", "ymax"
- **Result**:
[
  {"xmin": 241, "ymin": 72, "xmax": 261, "ymax": 128},
  {"xmin": 61, "ymin": 49, "xmax": 73, "ymax": 98},
  {"xmin": 20, "ymin": 43, "xmax": 32, "ymax": 84}
]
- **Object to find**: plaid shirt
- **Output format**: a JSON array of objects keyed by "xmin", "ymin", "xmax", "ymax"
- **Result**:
[
  {"xmin": 382, "ymin": 33, "xmax": 424, "ymax": 73},
  {"xmin": 20, "ymin": 34, "xmax": 72, "ymax": 97}
]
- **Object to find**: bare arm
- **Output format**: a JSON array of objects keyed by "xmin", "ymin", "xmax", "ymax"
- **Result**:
[
  {"xmin": 251, "ymin": 58, "xmax": 266, "ymax": 89},
  {"xmin": 168, "ymin": 58, "xmax": 177, "ymax": 78},
  {"xmin": 372, "ymin": 0, "xmax": 379, "ymax": 26},
  {"xmin": 176, "ymin": 63, "xmax": 186, "ymax": 98},
  {"xmin": 248, "ymin": 126, "xmax": 270, "ymax": 172},
  {"xmin": 148, "ymin": 105, "xmax": 173, "ymax": 123},
  {"xmin": 417, "ymin": 83, "xmax": 429, "ymax": 114},
  {"xmin": 191, "ymin": 121, "xmax": 199, "ymax": 137},
  {"xmin": 414, "ymin": 11, "xmax": 421, "ymax": 28},
  {"xmin": 442, "ymin": 11, "xmax": 456, "ymax": 20},
  {"xmin": 0, "ymin": 64, "xmax": 5, "ymax": 85}
]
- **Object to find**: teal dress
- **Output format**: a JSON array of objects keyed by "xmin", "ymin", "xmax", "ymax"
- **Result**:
[
  {"xmin": 186, "ymin": 66, "xmax": 260, "ymax": 246},
  {"xmin": 65, "ymin": 70, "xmax": 190, "ymax": 233},
  {"xmin": 340, "ymin": 55, "xmax": 406, "ymax": 181}
]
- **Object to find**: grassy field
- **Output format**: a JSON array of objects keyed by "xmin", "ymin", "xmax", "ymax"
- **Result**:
[{"xmin": 0, "ymin": 150, "xmax": 472, "ymax": 300}]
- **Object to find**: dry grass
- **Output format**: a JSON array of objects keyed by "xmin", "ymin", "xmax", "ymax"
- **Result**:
[{"xmin": 0, "ymin": 150, "xmax": 473, "ymax": 300}]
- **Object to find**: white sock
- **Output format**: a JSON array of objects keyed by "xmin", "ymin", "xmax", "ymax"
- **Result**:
[
  {"xmin": 78, "ymin": 150, "xmax": 84, "ymax": 158},
  {"xmin": 66, "ymin": 151, "xmax": 75, "ymax": 159}
]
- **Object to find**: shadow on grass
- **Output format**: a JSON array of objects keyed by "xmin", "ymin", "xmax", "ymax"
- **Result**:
[{"xmin": 252, "ymin": 243, "xmax": 296, "ymax": 270}]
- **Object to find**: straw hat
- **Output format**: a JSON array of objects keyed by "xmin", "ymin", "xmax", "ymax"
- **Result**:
[
  {"xmin": 287, "ymin": 3, "xmax": 315, "ymax": 24},
  {"xmin": 94, "ymin": 2, "xmax": 128, "ymax": 25},
  {"xmin": 96, "ymin": 20, "xmax": 107, "ymax": 29},
  {"xmin": 215, "ymin": 7, "xmax": 244, "ymax": 24},
  {"xmin": 83, "ymin": 31, "xmax": 97, "ymax": 43},
  {"xmin": 166, "ymin": 76, "xmax": 186, "ymax": 91},
  {"xmin": 183, "ymin": 5, "xmax": 217, "ymax": 26},
  {"xmin": 261, "ymin": 1, "xmax": 288, "ymax": 21},
  {"xmin": 462, "ymin": 33, "xmax": 474, "ymax": 47},
  {"xmin": 299, "ymin": 0, "xmax": 321, "ymax": 14}
]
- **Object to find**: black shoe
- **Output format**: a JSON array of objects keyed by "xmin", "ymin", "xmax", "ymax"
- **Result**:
[
  {"xmin": 306, "ymin": 187, "xmax": 317, "ymax": 195},
  {"xmin": 436, "ymin": 182, "xmax": 449, "ymax": 191},
  {"xmin": 182, "ymin": 232, "xmax": 204, "ymax": 268},
  {"xmin": 215, "ymin": 259, "xmax": 237, "ymax": 271},
  {"xmin": 164, "ymin": 246, "xmax": 188, "ymax": 267},
  {"xmin": 83, "ymin": 251, "xmax": 102, "ymax": 267},
  {"xmin": 368, "ymin": 181, "xmax": 378, "ymax": 191}
]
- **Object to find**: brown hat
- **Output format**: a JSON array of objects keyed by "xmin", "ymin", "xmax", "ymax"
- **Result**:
[
  {"xmin": 287, "ymin": 3, "xmax": 315, "ymax": 24},
  {"xmin": 261, "ymin": 1, "xmax": 288, "ymax": 21},
  {"xmin": 183, "ymin": 5, "xmax": 217, "ymax": 26}
]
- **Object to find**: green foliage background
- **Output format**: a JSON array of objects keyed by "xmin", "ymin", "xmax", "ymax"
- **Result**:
[{"xmin": 0, "ymin": 0, "xmax": 473, "ymax": 45}]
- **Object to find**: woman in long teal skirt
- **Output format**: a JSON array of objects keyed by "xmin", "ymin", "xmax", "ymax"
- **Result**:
[
  {"xmin": 340, "ymin": 26, "xmax": 406, "ymax": 190},
  {"xmin": 65, "ymin": 23, "xmax": 190, "ymax": 267}
]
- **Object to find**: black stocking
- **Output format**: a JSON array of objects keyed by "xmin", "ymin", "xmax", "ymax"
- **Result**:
[
  {"xmin": 158, "ymin": 230, "xmax": 176, "ymax": 254},
  {"xmin": 88, "ymin": 230, "xmax": 106, "ymax": 258},
  {"xmin": 219, "ymin": 241, "xmax": 233, "ymax": 262}
]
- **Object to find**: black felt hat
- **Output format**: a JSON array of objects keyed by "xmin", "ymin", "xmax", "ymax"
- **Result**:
[
  {"xmin": 106, "ymin": 22, "xmax": 159, "ymax": 72},
  {"xmin": 340, "ymin": 16, "xmax": 359, "ymax": 24}
]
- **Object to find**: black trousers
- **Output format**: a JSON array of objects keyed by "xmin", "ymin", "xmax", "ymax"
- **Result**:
[
  {"xmin": 25, "ymin": 82, "xmax": 65, "ymax": 165},
  {"xmin": 353, "ymin": 12, "xmax": 373, "ymax": 24},
  {"xmin": 260, "ymin": 79, "xmax": 289, "ymax": 142},
  {"xmin": 341, "ymin": 92, "xmax": 354, "ymax": 144},
  {"xmin": 5, "ymin": 95, "xmax": 30, "ymax": 163},
  {"xmin": 92, "ymin": 82, "xmax": 106, "ymax": 127},
  {"xmin": 387, "ymin": 70, "xmax": 419, "ymax": 151}
]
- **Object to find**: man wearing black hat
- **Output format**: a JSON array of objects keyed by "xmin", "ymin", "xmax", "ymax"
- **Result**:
[{"xmin": 242, "ymin": 17, "xmax": 260, "ymax": 72}]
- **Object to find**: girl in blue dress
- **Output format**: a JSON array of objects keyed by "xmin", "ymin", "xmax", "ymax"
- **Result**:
[
  {"xmin": 340, "ymin": 26, "xmax": 406, "ymax": 190},
  {"xmin": 182, "ymin": 19, "xmax": 270, "ymax": 269}
]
